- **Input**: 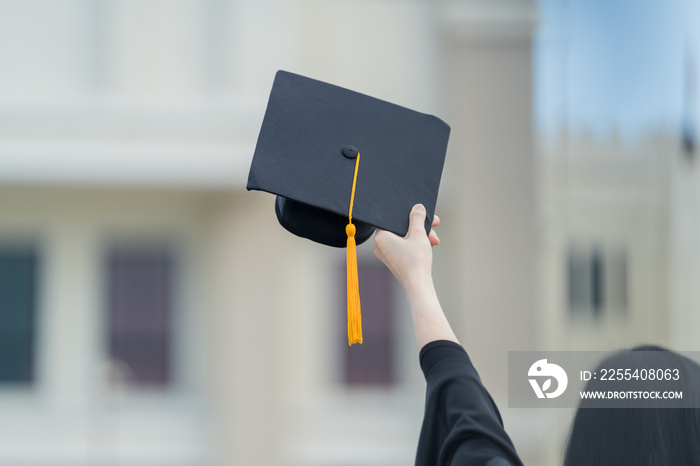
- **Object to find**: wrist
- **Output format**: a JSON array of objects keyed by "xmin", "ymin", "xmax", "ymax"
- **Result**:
[
  {"xmin": 403, "ymin": 273, "xmax": 437, "ymax": 304},
  {"xmin": 403, "ymin": 274, "xmax": 459, "ymax": 350}
]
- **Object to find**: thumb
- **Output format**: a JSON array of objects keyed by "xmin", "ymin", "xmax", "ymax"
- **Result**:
[{"xmin": 407, "ymin": 204, "xmax": 427, "ymax": 238}]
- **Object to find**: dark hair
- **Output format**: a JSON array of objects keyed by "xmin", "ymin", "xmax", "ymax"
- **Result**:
[{"xmin": 564, "ymin": 345, "xmax": 700, "ymax": 466}]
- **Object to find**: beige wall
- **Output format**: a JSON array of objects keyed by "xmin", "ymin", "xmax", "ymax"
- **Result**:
[
  {"xmin": 540, "ymin": 135, "xmax": 672, "ymax": 352},
  {"xmin": 670, "ymin": 153, "xmax": 700, "ymax": 349}
]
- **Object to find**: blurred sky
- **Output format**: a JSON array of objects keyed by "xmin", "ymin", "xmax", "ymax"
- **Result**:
[{"xmin": 535, "ymin": 0, "xmax": 699, "ymax": 139}]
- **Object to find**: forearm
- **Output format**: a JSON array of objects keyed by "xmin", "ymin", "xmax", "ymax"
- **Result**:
[{"xmin": 404, "ymin": 276, "xmax": 459, "ymax": 351}]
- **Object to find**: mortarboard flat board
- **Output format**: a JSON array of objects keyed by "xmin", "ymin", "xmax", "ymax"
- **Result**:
[
  {"xmin": 246, "ymin": 70, "xmax": 450, "ymax": 345},
  {"xmin": 246, "ymin": 70, "xmax": 450, "ymax": 248}
]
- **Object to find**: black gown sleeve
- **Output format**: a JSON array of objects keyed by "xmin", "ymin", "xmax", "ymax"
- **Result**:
[{"xmin": 415, "ymin": 340, "xmax": 524, "ymax": 466}]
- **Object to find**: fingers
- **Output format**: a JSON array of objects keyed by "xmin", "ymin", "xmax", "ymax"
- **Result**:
[
  {"xmin": 408, "ymin": 205, "xmax": 440, "ymax": 246},
  {"xmin": 428, "ymin": 229, "xmax": 440, "ymax": 247},
  {"xmin": 408, "ymin": 204, "xmax": 427, "ymax": 238},
  {"xmin": 429, "ymin": 214, "xmax": 440, "ymax": 246}
]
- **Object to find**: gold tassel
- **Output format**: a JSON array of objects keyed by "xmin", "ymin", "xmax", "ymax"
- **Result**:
[
  {"xmin": 346, "ymin": 223, "xmax": 362, "ymax": 345},
  {"xmin": 346, "ymin": 153, "xmax": 362, "ymax": 345}
]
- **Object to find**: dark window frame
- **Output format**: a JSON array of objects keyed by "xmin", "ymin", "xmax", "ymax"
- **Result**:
[
  {"xmin": 104, "ymin": 244, "xmax": 175, "ymax": 388},
  {"xmin": 339, "ymin": 259, "xmax": 397, "ymax": 387},
  {"xmin": 567, "ymin": 243, "xmax": 628, "ymax": 319},
  {"xmin": 0, "ymin": 245, "xmax": 38, "ymax": 385}
]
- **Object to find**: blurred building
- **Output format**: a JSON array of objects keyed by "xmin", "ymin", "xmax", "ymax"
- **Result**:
[
  {"xmin": 540, "ymin": 132, "xmax": 672, "ymax": 353},
  {"xmin": 537, "ymin": 131, "xmax": 696, "ymax": 461},
  {"xmin": 1, "ymin": 1, "xmax": 697, "ymax": 466}
]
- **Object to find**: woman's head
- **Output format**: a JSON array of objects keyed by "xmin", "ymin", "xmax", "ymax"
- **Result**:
[{"xmin": 564, "ymin": 345, "xmax": 700, "ymax": 466}]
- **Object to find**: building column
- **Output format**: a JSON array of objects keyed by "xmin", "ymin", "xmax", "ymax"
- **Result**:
[{"xmin": 436, "ymin": 0, "xmax": 538, "ymax": 398}]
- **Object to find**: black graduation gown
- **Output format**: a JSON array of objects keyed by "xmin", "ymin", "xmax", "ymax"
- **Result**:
[{"xmin": 415, "ymin": 340, "xmax": 524, "ymax": 466}]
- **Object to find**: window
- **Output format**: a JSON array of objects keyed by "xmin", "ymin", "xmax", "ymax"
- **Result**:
[
  {"xmin": 567, "ymin": 243, "xmax": 627, "ymax": 318},
  {"xmin": 340, "ymin": 260, "xmax": 395, "ymax": 386},
  {"xmin": 106, "ymin": 246, "xmax": 173, "ymax": 387},
  {"xmin": 0, "ymin": 247, "xmax": 37, "ymax": 384}
]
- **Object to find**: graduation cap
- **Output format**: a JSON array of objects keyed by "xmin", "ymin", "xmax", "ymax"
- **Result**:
[{"xmin": 247, "ymin": 70, "xmax": 450, "ymax": 345}]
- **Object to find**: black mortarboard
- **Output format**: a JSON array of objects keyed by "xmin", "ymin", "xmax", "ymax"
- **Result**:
[
  {"xmin": 247, "ymin": 70, "xmax": 450, "ymax": 246},
  {"xmin": 246, "ymin": 70, "xmax": 450, "ymax": 344}
]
